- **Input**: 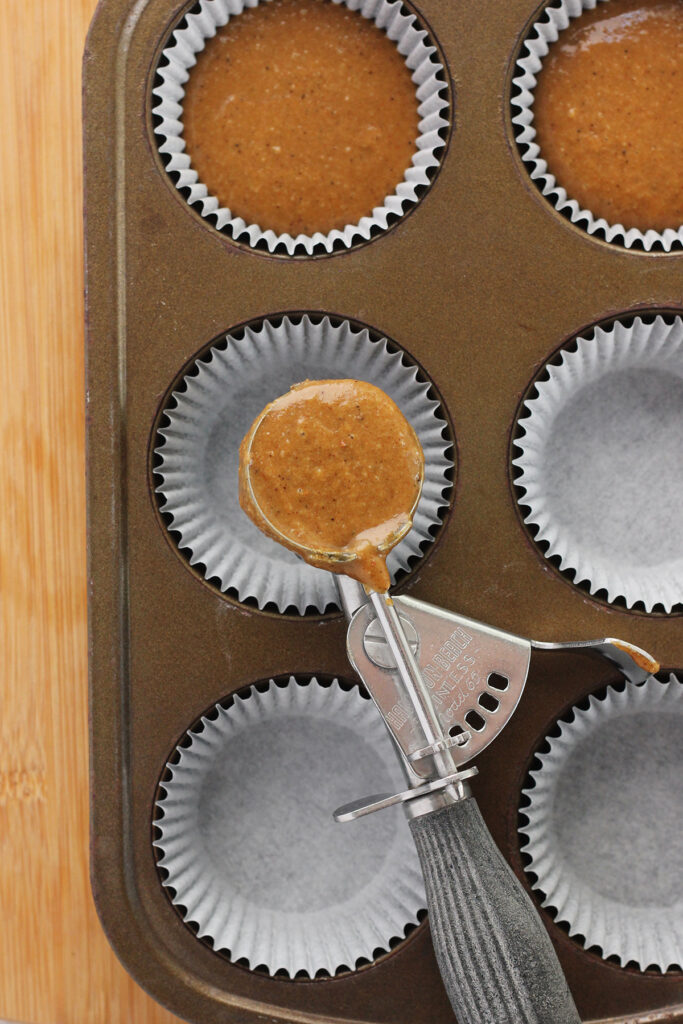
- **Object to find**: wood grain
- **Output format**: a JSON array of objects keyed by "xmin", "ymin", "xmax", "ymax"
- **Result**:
[{"xmin": 0, "ymin": 2, "xmax": 180, "ymax": 1021}]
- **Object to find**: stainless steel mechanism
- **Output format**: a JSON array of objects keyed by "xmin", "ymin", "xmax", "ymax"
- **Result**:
[
  {"xmin": 335, "ymin": 576, "xmax": 657, "ymax": 822},
  {"xmin": 333, "ymin": 578, "xmax": 656, "ymax": 1024}
]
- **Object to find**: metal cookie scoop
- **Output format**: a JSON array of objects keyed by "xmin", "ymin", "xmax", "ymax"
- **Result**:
[
  {"xmin": 335, "ymin": 578, "xmax": 657, "ymax": 1024},
  {"xmin": 239, "ymin": 385, "xmax": 658, "ymax": 1024}
]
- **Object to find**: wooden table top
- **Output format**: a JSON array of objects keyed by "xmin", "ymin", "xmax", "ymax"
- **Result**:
[{"xmin": 1, "ymin": 2, "xmax": 180, "ymax": 1020}]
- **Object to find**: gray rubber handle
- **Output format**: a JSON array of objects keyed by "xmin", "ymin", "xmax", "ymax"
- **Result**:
[{"xmin": 409, "ymin": 797, "xmax": 580, "ymax": 1024}]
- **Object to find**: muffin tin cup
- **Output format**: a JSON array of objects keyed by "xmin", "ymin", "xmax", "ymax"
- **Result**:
[
  {"xmin": 154, "ymin": 676, "xmax": 425, "ymax": 977},
  {"xmin": 152, "ymin": 0, "xmax": 449, "ymax": 256},
  {"xmin": 154, "ymin": 314, "xmax": 453, "ymax": 614},
  {"xmin": 512, "ymin": 314, "xmax": 683, "ymax": 613},
  {"xmin": 85, "ymin": 0, "xmax": 683, "ymax": 1020},
  {"xmin": 519, "ymin": 673, "xmax": 683, "ymax": 972},
  {"xmin": 511, "ymin": 0, "xmax": 683, "ymax": 253}
]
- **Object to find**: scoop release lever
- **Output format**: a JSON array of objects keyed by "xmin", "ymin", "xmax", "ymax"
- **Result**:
[{"xmin": 335, "ymin": 576, "xmax": 658, "ymax": 820}]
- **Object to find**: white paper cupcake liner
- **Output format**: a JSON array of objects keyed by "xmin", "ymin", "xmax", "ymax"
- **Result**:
[
  {"xmin": 155, "ymin": 314, "xmax": 453, "ymax": 614},
  {"xmin": 512, "ymin": 314, "xmax": 683, "ymax": 613},
  {"xmin": 154, "ymin": 676, "xmax": 426, "ymax": 976},
  {"xmin": 152, "ymin": 0, "xmax": 449, "ymax": 256},
  {"xmin": 511, "ymin": 0, "xmax": 683, "ymax": 252},
  {"xmin": 519, "ymin": 673, "xmax": 683, "ymax": 971}
]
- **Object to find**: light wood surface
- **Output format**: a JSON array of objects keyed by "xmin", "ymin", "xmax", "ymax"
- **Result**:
[{"xmin": 0, "ymin": 3, "xmax": 181, "ymax": 1021}]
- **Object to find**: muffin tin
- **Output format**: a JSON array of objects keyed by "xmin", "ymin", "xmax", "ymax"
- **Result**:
[{"xmin": 84, "ymin": 0, "xmax": 683, "ymax": 1022}]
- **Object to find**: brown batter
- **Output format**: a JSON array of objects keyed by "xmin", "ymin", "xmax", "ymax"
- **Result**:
[
  {"xmin": 533, "ymin": 0, "xmax": 683, "ymax": 232},
  {"xmin": 182, "ymin": 0, "xmax": 419, "ymax": 236},
  {"xmin": 611, "ymin": 640, "xmax": 660, "ymax": 674},
  {"xmin": 239, "ymin": 380, "xmax": 424, "ymax": 591}
]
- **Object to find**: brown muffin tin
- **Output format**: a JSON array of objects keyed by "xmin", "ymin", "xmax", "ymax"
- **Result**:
[{"xmin": 84, "ymin": 1, "xmax": 683, "ymax": 1022}]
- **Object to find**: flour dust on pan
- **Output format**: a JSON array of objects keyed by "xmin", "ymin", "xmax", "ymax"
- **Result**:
[
  {"xmin": 512, "ymin": 314, "xmax": 683, "ymax": 613},
  {"xmin": 519, "ymin": 673, "xmax": 683, "ymax": 972},
  {"xmin": 153, "ymin": 676, "xmax": 426, "ymax": 977},
  {"xmin": 154, "ymin": 314, "xmax": 453, "ymax": 614}
]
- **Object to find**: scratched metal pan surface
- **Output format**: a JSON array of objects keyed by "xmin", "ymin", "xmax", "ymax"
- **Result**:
[{"xmin": 84, "ymin": 0, "xmax": 683, "ymax": 1021}]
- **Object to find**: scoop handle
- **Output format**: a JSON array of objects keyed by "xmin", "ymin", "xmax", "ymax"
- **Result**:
[{"xmin": 409, "ymin": 797, "xmax": 581, "ymax": 1024}]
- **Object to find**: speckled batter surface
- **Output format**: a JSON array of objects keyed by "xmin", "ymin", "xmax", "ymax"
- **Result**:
[
  {"xmin": 534, "ymin": 0, "xmax": 683, "ymax": 231},
  {"xmin": 182, "ymin": 0, "xmax": 419, "ymax": 236},
  {"xmin": 239, "ymin": 379, "xmax": 424, "ymax": 591}
]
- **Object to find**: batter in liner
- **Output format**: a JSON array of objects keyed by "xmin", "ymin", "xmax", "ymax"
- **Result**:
[
  {"xmin": 533, "ymin": 0, "xmax": 683, "ymax": 232},
  {"xmin": 182, "ymin": 0, "xmax": 420, "ymax": 236},
  {"xmin": 239, "ymin": 380, "xmax": 424, "ymax": 591}
]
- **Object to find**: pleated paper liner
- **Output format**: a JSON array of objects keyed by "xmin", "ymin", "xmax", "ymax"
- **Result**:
[
  {"xmin": 152, "ymin": 0, "xmax": 450, "ymax": 256},
  {"xmin": 512, "ymin": 314, "xmax": 683, "ymax": 613},
  {"xmin": 511, "ymin": 0, "xmax": 683, "ymax": 252},
  {"xmin": 153, "ymin": 676, "xmax": 426, "ymax": 977},
  {"xmin": 519, "ymin": 673, "xmax": 683, "ymax": 972},
  {"xmin": 154, "ymin": 313, "xmax": 453, "ymax": 614}
]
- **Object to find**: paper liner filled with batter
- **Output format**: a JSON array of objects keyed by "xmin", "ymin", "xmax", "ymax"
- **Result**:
[
  {"xmin": 519, "ymin": 673, "xmax": 683, "ymax": 971},
  {"xmin": 154, "ymin": 314, "xmax": 452, "ymax": 614},
  {"xmin": 152, "ymin": 0, "xmax": 449, "ymax": 255},
  {"xmin": 153, "ymin": 676, "xmax": 426, "ymax": 977},
  {"xmin": 512, "ymin": 314, "xmax": 683, "ymax": 613},
  {"xmin": 511, "ymin": 0, "xmax": 683, "ymax": 252}
]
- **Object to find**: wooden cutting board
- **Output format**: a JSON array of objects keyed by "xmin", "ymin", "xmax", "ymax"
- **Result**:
[{"xmin": 0, "ymin": 2, "xmax": 180, "ymax": 1021}]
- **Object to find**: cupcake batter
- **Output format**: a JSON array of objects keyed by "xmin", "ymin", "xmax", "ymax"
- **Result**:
[
  {"xmin": 239, "ymin": 379, "xmax": 424, "ymax": 591},
  {"xmin": 612, "ymin": 641, "xmax": 659, "ymax": 675},
  {"xmin": 533, "ymin": 0, "xmax": 683, "ymax": 232},
  {"xmin": 182, "ymin": 0, "xmax": 420, "ymax": 236}
]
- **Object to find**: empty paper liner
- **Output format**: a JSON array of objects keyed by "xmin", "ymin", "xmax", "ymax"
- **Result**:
[
  {"xmin": 511, "ymin": 0, "xmax": 683, "ymax": 252},
  {"xmin": 152, "ymin": 0, "xmax": 449, "ymax": 256},
  {"xmin": 519, "ymin": 673, "xmax": 683, "ymax": 972},
  {"xmin": 512, "ymin": 314, "xmax": 683, "ymax": 613},
  {"xmin": 154, "ymin": 314, "xmax": 453, "ymax": 614},
  {"xmin": 153, "ymin": 676, "xmax": 426, "ymax": 977}
]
